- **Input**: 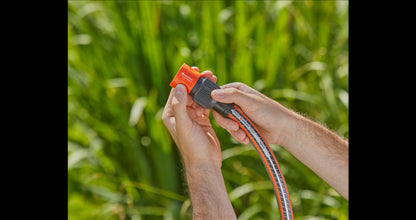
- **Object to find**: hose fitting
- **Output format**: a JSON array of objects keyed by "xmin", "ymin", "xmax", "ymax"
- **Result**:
[{"xmin": 170, "ymin": 63, "xmax": 233, "ymax": 118}]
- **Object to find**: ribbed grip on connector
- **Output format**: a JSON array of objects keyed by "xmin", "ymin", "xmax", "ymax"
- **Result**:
[{"xmin": 190, "ymin": 78, "xmax": 219, "ymax": 108}]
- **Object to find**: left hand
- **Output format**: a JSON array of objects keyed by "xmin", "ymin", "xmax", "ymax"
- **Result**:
[{"xmin": 162, "ymin": 67, "xmax": 225, "ymax": 169}]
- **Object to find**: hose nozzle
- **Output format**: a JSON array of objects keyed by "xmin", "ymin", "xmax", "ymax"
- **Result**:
[{"xmin": 169, "ymin": 63, "xmax": 234, "ymax": 118}]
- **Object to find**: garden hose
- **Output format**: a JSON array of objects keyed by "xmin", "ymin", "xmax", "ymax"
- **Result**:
[{"xmin": 170, "ymin": 63, "xmax": 294, "ymax": 220}]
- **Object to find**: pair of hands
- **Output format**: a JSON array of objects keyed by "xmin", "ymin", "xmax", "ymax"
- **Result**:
[
  {"xmin": 162, "ymin": 66, "xmax": 349, "ymax": 200},
  {"xmin": 162, "ymin": 67, "xmax": 292, "ymax": 169}
]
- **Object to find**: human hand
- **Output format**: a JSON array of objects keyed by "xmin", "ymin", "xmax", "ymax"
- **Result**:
[
  {"xmin": 162, "ymin": 67, "xmax": 223, "ymax": 168},
  {"xmin": 212, "ymin": 83, "xmax": 349, "ymax": 200},
  {"xmin": 211, "ymin": 82, "xmax": 298, "ymax": 147}
]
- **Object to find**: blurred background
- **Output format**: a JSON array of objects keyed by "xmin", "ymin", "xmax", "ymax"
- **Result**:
[{"xmin": 68, "ymin": 0, "xmax": 348, "ymax": 219}]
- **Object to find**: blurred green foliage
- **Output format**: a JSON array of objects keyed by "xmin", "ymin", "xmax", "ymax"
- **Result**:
[{"xmin": 68, "ymin": 0, "xmax": 348, "ymax": 219}]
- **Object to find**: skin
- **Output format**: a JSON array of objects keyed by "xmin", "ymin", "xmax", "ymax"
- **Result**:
[
  {"xmin": 211, "ymin": 83, "xmax": 349, "ymax": 200},
  {"xmin": 162, "ymin": 67, "xmax": 348, "ymax": 219},
  {"xmin": 162, "ymin": 67, "xmax": 237, "ymax": 219}
]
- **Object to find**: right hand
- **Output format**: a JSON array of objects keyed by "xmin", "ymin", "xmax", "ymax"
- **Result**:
[
  {"xmin": 211, "ymin": 82, "xmax": 298, "ymax": 147},
  {"xmin": 212, "ymin": 83, "xmax": 350, "ymax": 200}
]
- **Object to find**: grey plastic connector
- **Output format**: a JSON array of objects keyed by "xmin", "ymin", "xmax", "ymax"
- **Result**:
[{"xmin": 189, "ymin": 77, "xmax": 234, "ymax": 118}]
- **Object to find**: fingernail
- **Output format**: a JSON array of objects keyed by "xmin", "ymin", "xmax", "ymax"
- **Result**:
[
  {"xmin": 212, "ymin": 89, "xmax": 224, "ymax": 99},
  {"xmin": 175, "ymin": 84, "xmax": 185, "ymax": 93},
  {"xmin": 174, "ymin": 84, "xmax": 186, "ymax": 99}
]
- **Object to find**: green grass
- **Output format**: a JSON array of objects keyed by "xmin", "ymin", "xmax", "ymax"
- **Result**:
[{"xmin": 68, "ymin": 0, "xmax": 348, "ymax": 219}]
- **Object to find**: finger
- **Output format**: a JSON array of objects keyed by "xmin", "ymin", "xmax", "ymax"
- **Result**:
[
  {"xmin": 232, "ymin": 129, "xmax": 249, "ymax": 144},
  {"xmin": 225, "ymin": 127, "xmax": 249, "ymax": 145},
  {"xmin": 200, "ymin": 71, "xmax": 218, "ymax": 83},
  {"xmin": 162, "ymin": 88, "xmax": 179, "ymax": 142},
  {"xmin": 186, "ymin": 93, "xmax": 193, "ymax": 107},
  {"xmin": 219, "ymin": 82, "xmax": 251, "ymax": 93},
  {"xmin": 192, "ymin": 101, "xmax": 205, "ymax": 117},
  {"xmin": 172, "ymin": 84, "xmax": 192, "ymax": 129},
  {"xmin": 211, "ymin": 87, "xmax": 253, "ymax": 107},
  {"xmin": 165, "ymin": 88, "xmax": 175, "ymax": 107},
  {"xmin": 241, "ymin": 136, "xmax": 250, "ymax": 145},
  {"xmin": 212, "ymin": 110, "xmax": 251, "ymax": 144},
  {"xmin": 162, "ymin": 88, "xmax": 175, "ymax": 122},
  {"xmin": 211, "ymin": 75, "xmax": 217, "ymax": 83},
  {"xmin": 200, "ymin": 70, "xmax": 213, "ymax": 80},
  {"xmin": 165, "ymin": 81, "xmax": 193, "ymax": 115},
  {"xmin": 191, "ymin": 66, "xmax": 200, "ymax": 73},
  {"xmin": 212, "ymin": 111, "xmax": 239, "ymax": 132}
]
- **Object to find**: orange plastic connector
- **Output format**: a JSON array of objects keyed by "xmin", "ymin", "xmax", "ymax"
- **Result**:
[{"xmin": 169, "ymin": 63, "xmax": 201, "ymax": 94}]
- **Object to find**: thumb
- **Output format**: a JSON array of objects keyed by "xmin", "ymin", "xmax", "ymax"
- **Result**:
[
  {"xmin": 172, "ymin": 84, "xmax": 192, "ymax": 128},
  {"xmin": 211, "ymin": 87, "xmax": 251, "ymax": 108}
]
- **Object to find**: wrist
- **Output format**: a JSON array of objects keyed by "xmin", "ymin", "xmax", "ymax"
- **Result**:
[
  {"xmin": 183, "ymin": 155, "xmax": 222, "ymax": 171},
  {"xmin": 176, "ymin": 139, "xmax": 222, "ymax": 170},
  {"xmin": 269, "ymin": 101, "xmax": 301, "ymax": 147},
  {"xmin": 184, "ymin": 161, "xmax": 236, "ymax": 220}
]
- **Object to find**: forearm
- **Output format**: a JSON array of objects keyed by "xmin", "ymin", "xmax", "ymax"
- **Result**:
[
  {"xmin": 280, "ymin": 113, "xmax": 349, "ymax": 199},
  {"xmin": 184, "ymin": 161, "xmax": 237, "ymax": 219}
]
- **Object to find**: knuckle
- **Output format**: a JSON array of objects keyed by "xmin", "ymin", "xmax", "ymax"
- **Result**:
[
  {"xmin": 162, "ymin": 114, "xmax": 168, "ymax": 122},
  {"xmin": 228, "ymin": 87, "xmax": 238, "ymax": 95},
  {"xmin": 171, "ymin": 99, "xmax": 180, "ymax": 108},
  {"xmin": 162, "ymin": 119, "xmax": 168, "ymax": 128},
  {"xmin": 234, "ymin": 82, "xmax": 245, "ymax": 87},
  {"xmin": 162, "ymin": 113, "xmax": 169, "ymax": 123}
]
